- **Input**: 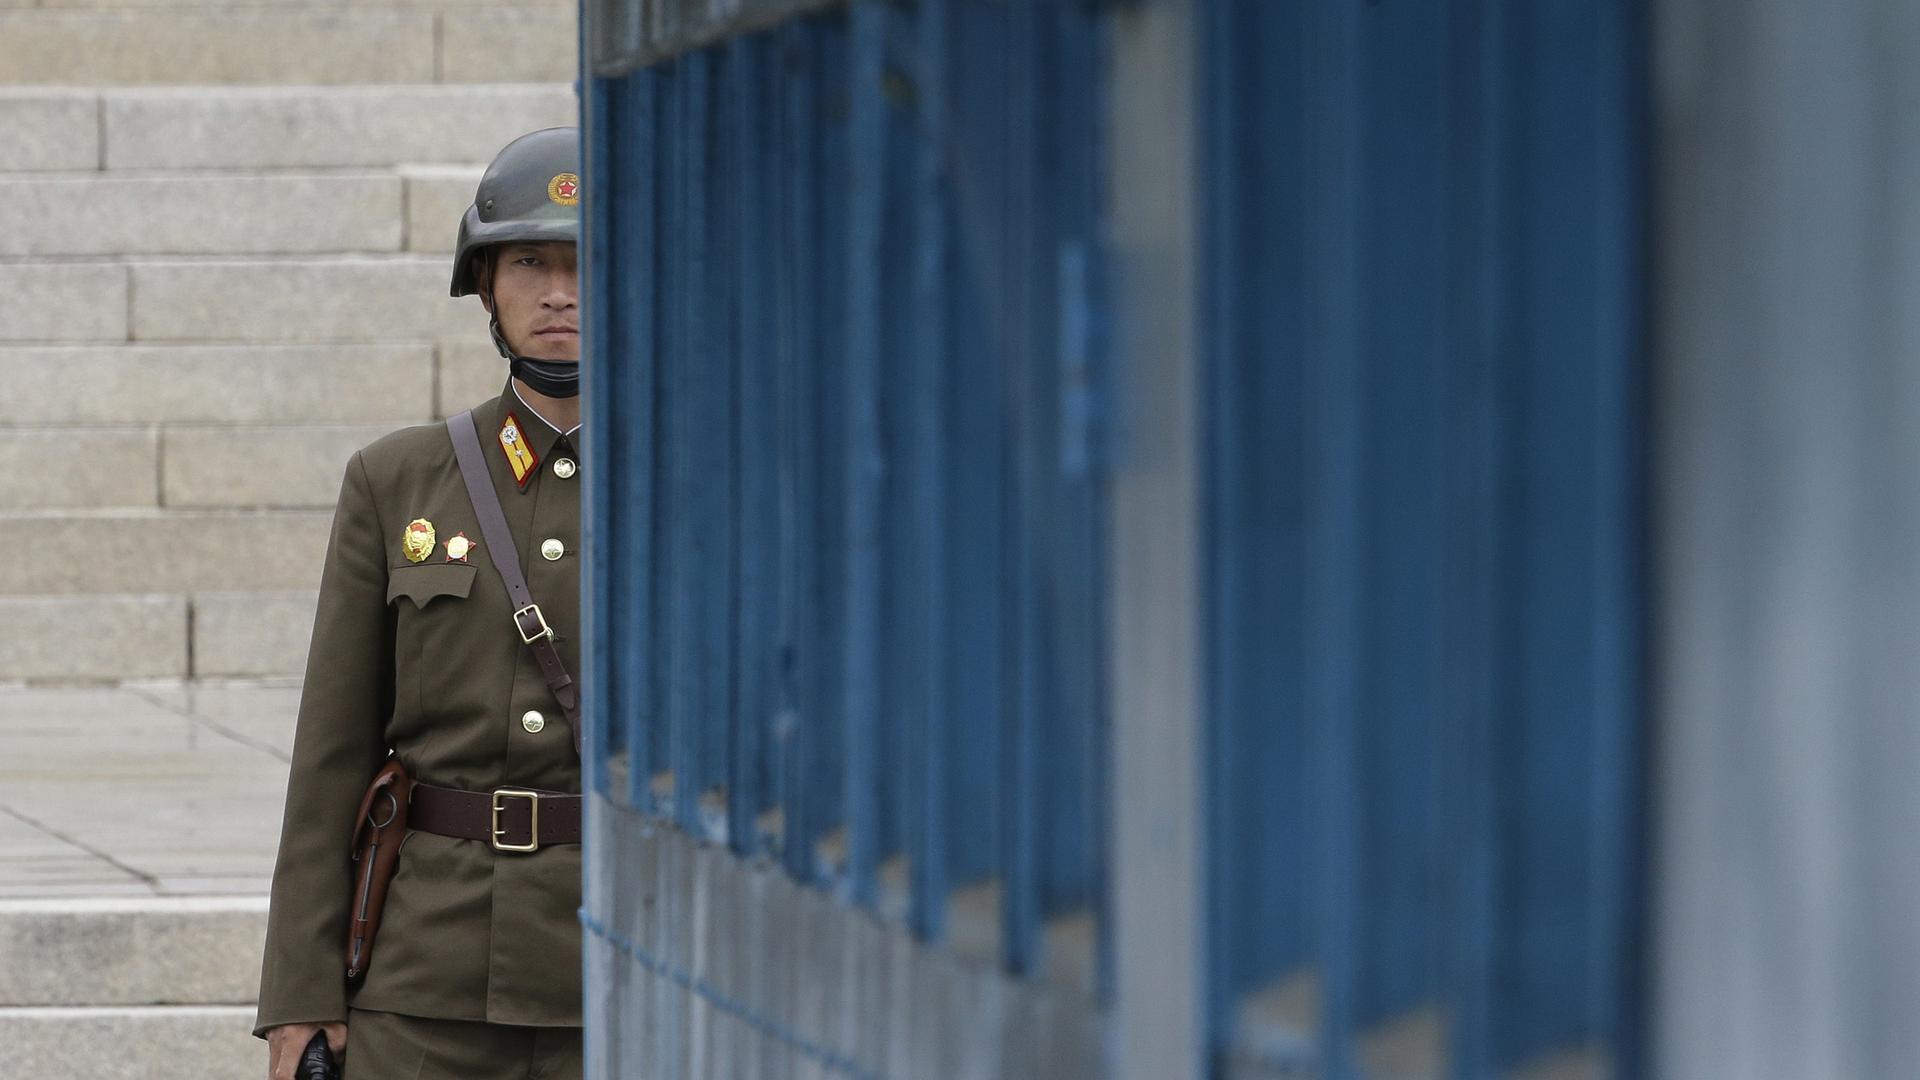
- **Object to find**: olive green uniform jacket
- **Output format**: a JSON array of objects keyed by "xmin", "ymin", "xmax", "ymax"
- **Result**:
[{"xmin": 255, "ymin": 383, "xmax": 583, "ymax": 1037}]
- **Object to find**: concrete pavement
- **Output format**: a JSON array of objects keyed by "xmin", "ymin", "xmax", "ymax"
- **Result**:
[{"xmin": 0, "ymin": 680, "xmax": 297, "ymax": 898}]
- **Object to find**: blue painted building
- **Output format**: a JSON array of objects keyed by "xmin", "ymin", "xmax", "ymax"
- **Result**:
[{"xmin": 573, "ymin": 0, "xmax": 1663, "ymax": 1076}]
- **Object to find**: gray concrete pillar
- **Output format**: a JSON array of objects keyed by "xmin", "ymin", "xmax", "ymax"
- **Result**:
[
  {"xmin": 1653, "ymin": 2, "xmax": 1920, "ymax": 1076},
  {"xmin": 1104, "ymin": 1, "xmax": 1206, "ymax": 1078}
]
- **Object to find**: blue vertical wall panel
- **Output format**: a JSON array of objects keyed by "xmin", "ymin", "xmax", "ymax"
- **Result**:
[
  {"xmin": 662, "ymin": 50, "xmax": 723, "ymax": 831},
  {"xmin": 1037, "ymin": 0, "xmax": 1106, "ymax": 927},
  {"xmin": 875, "ymin": 0, "xmax": 927, "ymax": 884},
  {"xmin": 586, "ymin": 0, "xmax": 1108, "ymax": 981},
  {"xmin": 998, "ymin": 0, "xmax": 1044, "ymax": 976},
  {"xmin": 905, "ymin": 0, "xmax": 952, "ymax": 946},
  {"xmin": 1436, "ymin": 3, "xmax": 1517, "ymax": 1074},
  {"xmin": 839, "ymin": 1, "xmax": 886, "ymax": 908},
  {"xmin": 1502, "ymin": 0, "xmax": 1648, "ymax": 1061},
  {"xmin": 1200, "ymin": 0, "xmax": 1646, "ymax": 1076},
  {"xmin": 729, "ymin": 33, "xmax": 777, "ymax": 854},
  {"xmin": 1203, "ymin": 0, "xmax": 1314, "ymax": 1039},
  {"xmin": 581, "ymin": 69, "xmax": 615, "ymax": 786},
  {"xmin": 583, "ymin": 0, "xmax": 1643, "ymax": 1074},
  {"xmin": 810, "ymin": 18, "xmax": 852, "ymax": 877},
  {"xmin": 605, "ymin": 68, "xmax": 666, "ymax": 809},
  {"xmin": 1354, "ymin": 0, "xmax": 1452, "ymax": 1027},
  {"xmin": 940, "ymin": 0, "xmax": 1010, "ymax": 900},
  {"xmin": 773, "ymin": 17, "xmax": 835, "ymax": 880}
]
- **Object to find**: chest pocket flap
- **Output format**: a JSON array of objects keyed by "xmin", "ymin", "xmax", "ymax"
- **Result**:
[{"xmin": 387, "ymin": 562, "xmax": 478, "ymax": 610}]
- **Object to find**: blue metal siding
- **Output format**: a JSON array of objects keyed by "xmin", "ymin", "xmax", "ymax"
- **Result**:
[
  {"xmin": 582, "ymin": 0, "xmax": 1644, "ymax": 1074},
  {"xmin": 1200, "ymin": 0, "xmax": 1647, "ymax": 1075},
  {"xmin": 583, "ymin": 0, "xmax": 1109, "ymax": 977},
  {"xmin": 904, "ymin": 0, "xmax": 953, "ymax": 944}
]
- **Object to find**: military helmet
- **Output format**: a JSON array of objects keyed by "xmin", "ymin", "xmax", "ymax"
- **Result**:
[{"xmin": 449, "ymin": 127, "xmax": 581, "ymax": 298}]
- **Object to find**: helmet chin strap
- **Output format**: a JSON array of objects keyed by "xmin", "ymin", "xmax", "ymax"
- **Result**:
[{"xmin": 485, "ymin": 251, "xmax": 581, "ymax": 400}]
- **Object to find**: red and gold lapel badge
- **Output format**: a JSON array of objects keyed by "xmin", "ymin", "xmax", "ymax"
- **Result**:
[
  {"xmin": 402, "ymin": 518, "xmax": 435, "ymax": 563},
  {"xmin": 499, "ymin": 413, "xmax": 539, "ymax": 487},
  {"xmin": 444, "ymin": 533, "xmax": 474, "ymax": 563}
]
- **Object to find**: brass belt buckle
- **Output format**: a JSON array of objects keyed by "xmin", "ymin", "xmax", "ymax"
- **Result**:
[
  {"xmin": 513, "ymin": 604, "xmax": 555, "ymax": 645},
  {"xmin": 491, "ymin": 788, "xmax": 540, "ymax": 852}
]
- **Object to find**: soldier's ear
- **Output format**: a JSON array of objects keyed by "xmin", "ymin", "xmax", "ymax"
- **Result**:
[{"xmin": 473, "ymin": 256, "xmax": 494, "ymax": 314}]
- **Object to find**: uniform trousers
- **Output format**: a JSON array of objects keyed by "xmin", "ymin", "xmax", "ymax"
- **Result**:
[{"xmin": 342, "ymin": 1008, "xmax": 583, "ymax": 1080}]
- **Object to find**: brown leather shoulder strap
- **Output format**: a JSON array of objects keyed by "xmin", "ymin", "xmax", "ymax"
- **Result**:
[{"xmin": 447, "ymin": 410, "xmax": 582, "ymax": 757}]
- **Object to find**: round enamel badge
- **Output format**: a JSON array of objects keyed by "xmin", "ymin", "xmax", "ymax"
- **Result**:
[
  {"xmin": 548, "ymin": 173, "xmax": 580, "ymax": 206},
  {"xmin": 445, "ymin": 533, "xmax": 473, "ymax": 563}
]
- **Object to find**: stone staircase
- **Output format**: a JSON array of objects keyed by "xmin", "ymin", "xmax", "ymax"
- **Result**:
[
  {"xmin": 0, "ymin": 0, "xmax": 577, "ymax": 683},
  {"xmin": 0, "ymin": 897, "xmax": 267, "ymax": 1079},
  {"xmin": 0, "ymin": 3, "xmax": 576, "ymax": 1074}
]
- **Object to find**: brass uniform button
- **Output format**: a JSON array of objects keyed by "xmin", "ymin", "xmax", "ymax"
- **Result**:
[
  {"xmin": 553, "ymin": 457, "xmax": 577, "ymax": 479},
  {"xmin": 540, "ymin": 538, "xmax": 565, "ymax": 561},
  {"xmin": 522, "ymin": 710, "xmax": 546, "ymax": 734}
]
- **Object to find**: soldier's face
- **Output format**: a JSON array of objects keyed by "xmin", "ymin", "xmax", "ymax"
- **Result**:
[{"xmin": 480, "ymin": 242, "xmax": 579, "ymax": 361}]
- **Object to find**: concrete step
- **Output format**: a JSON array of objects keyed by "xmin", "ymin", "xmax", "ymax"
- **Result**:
[
  {"xmin": 0, "ymin": 0, "xmax": 566, "ymax": 8},
  {"xmin": 0, "ymin": 9, "xmax": 433, "ymax": 86},
  {"xmin": 97, "ymin": 85, "xmax": 574, "ymax": 171},
  {"xmin": 0, "ymin": 589, "xmax": 315, "ymax": 682},
  {"xmin": 0, "ymin": 510, "xmax": 330, "ymax": 595},
  {"xmin": 0, "ymin": 172, "xmax": 401, "ymax": 257},
  {"xmin": 0, "ymin": 262, "xmax": 128, "ymax": 342},
  {"xmin": 0, "ymin": 897, "xmax": 268, "ymax": 1077},
  {"xmin": 0, "ymin": 256, "xmax": 485, "ymax": 344},
  {"xmin": 0, "ymin": 162, "xmax": 485, "ymax": 255},
  {"xmin": 0, "ymin": 85, "xmax": 571, "ymax": 175},
  {"xmin": 0, "ymin": 427, "xmax": 158, "ymax": 510},
  {"xmin": 0, "ymin": 8, "xmax": 573, "ymax": 86},
  {"xmin": 0, "ymin": 896, "xmax": 267, "ymax": 1007},
  {"xmin": 5, "ymin": 344, "xmax": 435, "ymax": 423},
  {"xmin": 0, "ymin": 423, "xmax": 400, "ymax": 511},
  {"xmin": 440, "ymin": 338, "xmax": 514, "ymax": 416},
  {"xmin": 0, "ymin": 90, "xmax": 98, "ymax": 171},
  {"xmin": 402, "ymin": 165, "xmax": 486, "ymax": 253},
  {"xmin": 164, "ymin": 423, "xmax": 401, "ymax": 509},
  {"xmin": 0, "ymin": 1005, "xmax": 256, "ymax": 1080},
  {"xmin": 0, "ymin": 589, "xmax": 316, "ymax": 679},
  {"xmin": 130, "ymin": 256, "xmax": 481, "ymax": 342},
  {"xmin": 193, "ymin": 590, "xmax": 318, "ymax": 678},
  {"xmin": 0, "ymin": 594, "xmax": 187, "ymax": 680},
  {"xmin": 443, "ymin": 7, "xmax": 579, "ymax": 84}
]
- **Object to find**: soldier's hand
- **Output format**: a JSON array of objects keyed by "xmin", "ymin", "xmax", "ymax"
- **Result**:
[{"xmin": 266, "ymin": 1020, "xmax": 347, "ymax": 1080}]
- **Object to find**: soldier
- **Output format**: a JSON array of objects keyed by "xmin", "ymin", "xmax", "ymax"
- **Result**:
[{"xmin": 255, "ymin": 127, "xmax": 588, "ymax": 1080}]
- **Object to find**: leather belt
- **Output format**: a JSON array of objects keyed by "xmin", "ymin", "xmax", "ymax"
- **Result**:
[{"xmin": 409, "ymin": 783, "xmax": 582, "ymax": 853}]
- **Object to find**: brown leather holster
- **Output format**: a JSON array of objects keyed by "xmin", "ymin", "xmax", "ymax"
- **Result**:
[{"xmin": 344, "ymin": 757, "xmax": 412, "ymax": 982}]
